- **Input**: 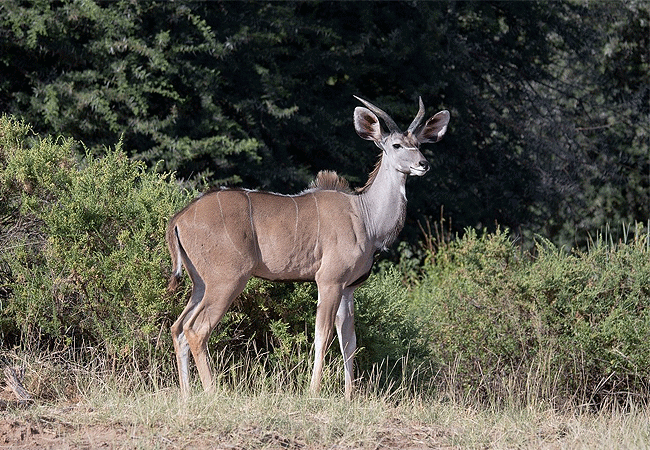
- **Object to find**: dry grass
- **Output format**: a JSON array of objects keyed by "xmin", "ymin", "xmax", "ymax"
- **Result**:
[{"xmin": 1, "ymin": 349, "xmax": 649, "ymax": 449}]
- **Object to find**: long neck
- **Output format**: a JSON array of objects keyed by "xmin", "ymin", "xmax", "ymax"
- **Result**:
[{"xmin": 357, "ymin": 156, "xmax": 408, "ymax": 251}]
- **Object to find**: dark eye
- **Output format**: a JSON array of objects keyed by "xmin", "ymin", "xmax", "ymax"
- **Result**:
[{"xmin": 392, "ymin": 143, "xmax": 402, "ymax": 149}]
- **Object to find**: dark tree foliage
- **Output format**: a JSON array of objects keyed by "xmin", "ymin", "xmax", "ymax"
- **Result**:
[
  {"xmin": 0, "ymin": 1, "xmax": 647, "ymax": 248},
  {"xmin": 0, "ymin": 0, "xmax": 263, "ymax": 186},
  {"xmin": 536, "ymin": 2, "xmax": 650, "ymax": 245}
]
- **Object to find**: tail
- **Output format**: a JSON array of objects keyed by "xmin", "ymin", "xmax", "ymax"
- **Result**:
[{"xmin": 166, "ymin": 219, "xmax": 183, "ymax": 293}]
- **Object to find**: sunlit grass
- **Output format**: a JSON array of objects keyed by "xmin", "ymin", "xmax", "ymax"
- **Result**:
[{"xmin": 2, "ymin": 347, "xmax": 648, "ymax": 449}]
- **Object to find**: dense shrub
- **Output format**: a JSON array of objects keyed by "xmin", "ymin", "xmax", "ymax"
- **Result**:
[
  {"xmin": 354, "ymin": 266, "xmax": 426, "ymax": 380},
  {"xmin": 414, "ymin": 227, "xmax": 650, "ymax": 405},
  {"xmin": 0, "ymin": 115, "xmax": 192, "ymax": 363}
]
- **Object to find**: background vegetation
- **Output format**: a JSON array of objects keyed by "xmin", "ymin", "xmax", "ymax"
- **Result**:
[
  {"xmin": 1, "ymin": 117, "xmax": 648, "ymax": 408},
  {"xmin": 0, "ymin": 0, "xmax": 648, "ymax": 412},
  {"xmin": 0, "ymin": 0, "xmax": 647, "ymax": 247}
]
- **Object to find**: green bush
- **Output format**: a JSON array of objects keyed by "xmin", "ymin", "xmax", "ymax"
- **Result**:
[
  {"xmin": 414, "ymin": 227, "xmax": 650, "ymax": 405},
  {"xmin": 354, "ymin": 266, "xmax": 426, "ymax": 378},
  {"xmin": 208, "ymin": 279, "xmax": 317, "ymax": 380},
  {"xmin": 0, "ymin": 114, "xmax": 192, "ymax": 363}
]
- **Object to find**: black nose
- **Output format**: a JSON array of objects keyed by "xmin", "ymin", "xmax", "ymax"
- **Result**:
[{"xmin": 419, "ymin": 160, "xmax": 430, "ymax": 171}]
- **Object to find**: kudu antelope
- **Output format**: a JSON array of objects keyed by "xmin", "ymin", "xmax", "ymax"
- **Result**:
[{"xmin": 167, "ymin": 96, "xmax": 450, "ymax": 399}]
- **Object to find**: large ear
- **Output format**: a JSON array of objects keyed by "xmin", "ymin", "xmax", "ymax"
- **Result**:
[
  {"xmin": 354, "ymin": 107, "xmax": 383, "ymax": 142},
  {"xmin": 416, "ymin": 110, "xmax": 450, "ymax": 143}
]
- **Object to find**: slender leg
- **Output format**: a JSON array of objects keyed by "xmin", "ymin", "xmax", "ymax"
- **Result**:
[
  {"xmin": 335, "ymin": 287, "xmax": 357, "ymax": 400},
  {"xmin": 171, "ymin": 273, "xmax": 205, "ymax": 397},
  {"xmin": 184, "ymin": 275, "xmax": 249, "ymax": 392},
  {"xmin": 172, "ymin": 301, "xmax": 200, "ymax": 396},
  {"xmin": 310, "ymin": 283, "xmax": 343, "ymax": 396}
]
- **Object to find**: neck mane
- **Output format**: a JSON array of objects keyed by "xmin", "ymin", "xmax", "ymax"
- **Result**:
[{"xmin": 356, "ymin": 156, "xmax": 382, "ymax": 194}]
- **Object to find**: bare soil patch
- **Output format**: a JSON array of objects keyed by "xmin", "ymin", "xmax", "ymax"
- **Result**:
[{"xmin": 0, "ymin": 416, "xmax": 128, "ymax": 450}]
